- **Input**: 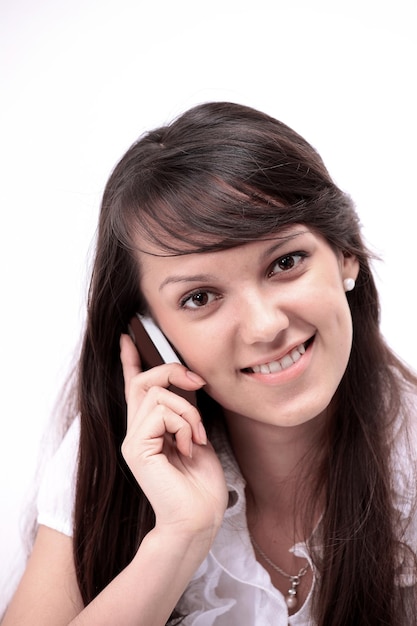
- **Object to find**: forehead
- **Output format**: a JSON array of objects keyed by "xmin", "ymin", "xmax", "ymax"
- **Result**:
[
  {"xmin": 136, "ymin": 225, "xmax": 316, "ymax": 280},
  {"xmin": 136, "ymin": 224, "xmax": 311, "ymax": 257}
]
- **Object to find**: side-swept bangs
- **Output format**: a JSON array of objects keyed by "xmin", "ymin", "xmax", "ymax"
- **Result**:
[{"xmin": 104, "ymin": 103, "xmax": 361, "ymax": 257}]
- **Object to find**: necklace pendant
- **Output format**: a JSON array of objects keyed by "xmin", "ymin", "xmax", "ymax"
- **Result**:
[
  {"xmin": 285, "ymin": 588, "xmax": 298, "ymax": 609},
  {"xmin": 285, "ymin": 575, "xmax": 300, "ymax": 610},
  {"xmin": 248, "ymin": 533, "xmax": 310, "ymax": 612}
]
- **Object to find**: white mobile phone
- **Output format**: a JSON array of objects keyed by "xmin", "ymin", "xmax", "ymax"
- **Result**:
[{"xmin": 128, "ymin": 313, "xmax": 196, "ymax": 406}]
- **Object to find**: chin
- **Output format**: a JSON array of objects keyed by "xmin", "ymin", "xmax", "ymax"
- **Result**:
[{"xmin": 253, "ymin": 393, "xmax": 334, "ymax": 429}]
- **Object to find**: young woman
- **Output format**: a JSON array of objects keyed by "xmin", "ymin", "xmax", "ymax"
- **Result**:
[{"xmin": 3, "ymin": 102, "xmax": 416, "ymax": 625}]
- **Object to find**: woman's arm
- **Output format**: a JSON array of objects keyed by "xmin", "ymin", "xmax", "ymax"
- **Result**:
[
  {"xmin": 3, "ymin": 335, "xmax": 228, "ymax": 625},
  {"xmin": 1, "ymin": 525, "xmax": 83, "ymax": 625},
  {"xmin": 68, "ymin": 335, "xmax": 228, "ymax": 625},
  {"xmin": 3, "ymin": 519, "xmax": 216, "ymax": 626},
  {"xmin": 70, "ymin": 526, "xmax": 214, "ymax": 626}
]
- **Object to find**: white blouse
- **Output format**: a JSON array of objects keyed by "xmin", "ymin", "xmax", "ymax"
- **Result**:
[{"xmin": 37, "ymin": 404, "xmax": 417, "ymax": 625}]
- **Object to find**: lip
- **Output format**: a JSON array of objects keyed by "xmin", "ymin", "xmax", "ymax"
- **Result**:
[
  {"xmin": 241, "ymin": 335, "xmax": 315, "ymax": 372},
  {"xmin": 240, "ymin": 335, "xmax": 315, "ymax": 385}
]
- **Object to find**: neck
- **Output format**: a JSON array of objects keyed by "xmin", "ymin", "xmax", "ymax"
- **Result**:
[
  {"xmin": 223, "ymin": 410, "xmax": 326, "ymax": 516},
  {"xmin": 223, "ymin": 410, "xmax": 325, "ymax": 610}
]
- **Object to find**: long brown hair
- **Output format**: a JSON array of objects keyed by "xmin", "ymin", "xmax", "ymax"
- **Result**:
[{"xmin": 73, "ymin": 102, "xmax": 417, "ymax": 623}]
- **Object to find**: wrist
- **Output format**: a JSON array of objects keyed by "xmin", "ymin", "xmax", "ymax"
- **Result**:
[{"xmin": 136, "ymin": 523, "xmax": 217, "ymax": 570}]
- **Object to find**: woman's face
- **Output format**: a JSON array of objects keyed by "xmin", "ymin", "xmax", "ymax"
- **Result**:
[{"xmin": 137, "ymin": 225, "xmax": 359, "ymax": 429}]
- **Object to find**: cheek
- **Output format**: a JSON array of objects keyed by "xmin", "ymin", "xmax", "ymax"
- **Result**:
[
  {"xmin": 162, "ymin": 321, "xmax": 222, "ymax": 375},
  {"xmin": 304, "ymin": 279, "xmax": 354, "ymax": 368},
  {"xmin": 180, "ymin": 338, "xmax": 226, "ymax": 377},
  {"xmin": 328, "ymin": 302, "xmax": 354, "ymax": 373},
  {"xmin": 177, "ymin": 334, "xmax": 235, "ymax": 394}
]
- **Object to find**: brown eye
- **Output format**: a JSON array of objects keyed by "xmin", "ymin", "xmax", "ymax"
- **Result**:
[
  {"xmin": 269, "ymin": 252, "xmax": 306, "ymax": 277},
  {"xmin": 180, "ymin": 290, "xmax": 217, "ymax": 309},
  {"xmin": 278, "ymin": 255, "xmax": 295, "ymax": 270},
  {"xmin": 190, "ymin": 292, "xmax": 209, "ymax": 306}
]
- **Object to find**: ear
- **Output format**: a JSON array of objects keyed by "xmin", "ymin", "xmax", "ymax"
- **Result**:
[{"xmin": 341, "ymin": 253, "xmax": 360, "ymax": 283}]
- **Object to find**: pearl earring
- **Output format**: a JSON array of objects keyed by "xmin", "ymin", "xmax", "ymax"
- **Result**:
[{"xmin": 343, "ymin": 278, "xmax": 355, "ymax": 292}]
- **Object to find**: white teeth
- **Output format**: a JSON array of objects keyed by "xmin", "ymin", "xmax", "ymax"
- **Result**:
[
  {"xmin": 268, "ymin": 360, "xmax": 282, "ymax": 373},
  {"xmin": 280, "ymin": 355, "xmax": 294, "ymax": 370},
  {"xmin": 290, "ymin": 348, "xmax": 301, "ymax": 362},
  {"xmin": 249, "ymin": 342, "xmax": 307, "ymax": 374}
]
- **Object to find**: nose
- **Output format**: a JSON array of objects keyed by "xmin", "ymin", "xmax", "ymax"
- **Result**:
[{"xmin": 237, "ymin": 289, "xmax": 289, "ymax": 344}]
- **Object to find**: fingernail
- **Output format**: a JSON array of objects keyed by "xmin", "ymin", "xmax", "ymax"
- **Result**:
[
  {"xmin": 198, "ymin": 421, "xmax": 208, "ymax": 445},
  {"xmin": 186, "ymin": 370, "xmax": 206, "ymax": 385}
]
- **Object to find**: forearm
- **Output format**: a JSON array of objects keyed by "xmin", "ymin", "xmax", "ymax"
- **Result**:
[{"xmin": 70, "ymin": 527, "xmax": 213, "ymax": 626}]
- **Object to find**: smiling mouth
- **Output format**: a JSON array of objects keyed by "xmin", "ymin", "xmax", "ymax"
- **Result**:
[{"xmin": 242, "ymin": 336, "xmax": 315, "ymax": 374}]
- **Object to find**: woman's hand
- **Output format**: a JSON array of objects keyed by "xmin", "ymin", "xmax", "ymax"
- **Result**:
[{"xmin": 120, "ymin": 334, "xmax": 228, "ymax": 542}]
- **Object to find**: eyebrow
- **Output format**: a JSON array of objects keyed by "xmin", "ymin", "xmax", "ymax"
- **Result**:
[
  {"xmin": 259, "ymin": 229, "xmax": 307, "ymax": 262},
  {"xmin": 158, "ymin": 229, "xmax": 308, "ymax": 291},
  {"xmin": 159, "ymin": 273, "xmax": 217, "ymax": 291}
]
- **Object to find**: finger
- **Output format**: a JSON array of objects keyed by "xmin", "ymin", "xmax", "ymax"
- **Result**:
[
  {"xmin": 130, "ymin": 361, "xmax": 206, "ymax": 396},
  {"xmin": 131, "ymin": 385, "xmax": 207, "ymax": 446},
  {"xmin": 157, "ymin": 409, "xmax": 195, "ymax": 459},
  {"xmin": 123, "ymin": 405, "xmax": 194, "ymax": 461},
  {"xmin": 120, "ymin": 333, "xmax": 142, "ymax": 401}
]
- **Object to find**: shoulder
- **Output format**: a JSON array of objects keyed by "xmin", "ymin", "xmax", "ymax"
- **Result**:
[
  {"xmin": 390, "ymin": 387, "xmax": 417, "ymax": 470},
  {"xmin": 389, "ymin": 389, "xmax": 417, "ymax": 573},
  {"xmin": 36, "ymin": 417, "xmax": 80, "ymax": 537}
]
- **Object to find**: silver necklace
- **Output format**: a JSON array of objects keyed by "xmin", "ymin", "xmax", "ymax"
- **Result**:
[{"xmin": 249, "ymin": 534, "xmax": 310, "ymax": 610}]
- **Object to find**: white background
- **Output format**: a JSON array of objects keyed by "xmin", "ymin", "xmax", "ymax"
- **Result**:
[{"xmin": 1, "ymin": 0, "xmax": 416, "ymax": 609}]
